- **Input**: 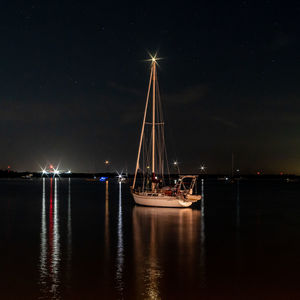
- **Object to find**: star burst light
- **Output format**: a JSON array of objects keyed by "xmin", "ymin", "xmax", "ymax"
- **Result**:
[
  {"xmin": 200, "ymin": 165, "xmax": 205, "ymax": 171},
  {"xmin": 53, "ymin": 168, "xmax": 60, "ymax": 176},
  {"xmin": 145, "ymin": 52, "xmax": 163, "ymax": 65}
]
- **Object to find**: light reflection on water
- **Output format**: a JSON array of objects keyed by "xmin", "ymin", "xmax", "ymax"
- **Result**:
[
  {"xmin": 39, "ymin": 178, "xmax": 47, "ymax": 295},
  {"xmin": 67, "ymin": 178, "xmax": 72, "ymax": 289},
  {"xmin": 52, "ymin": 178, "xmax": 60, "ymax": 297},
  {"xmin": 105, "ymin": 180, "xmax": 110, "ymax": 258},
  {"xmin": 200, "ymin": 178, "xmax": 206, "ymax": 287},
  {"xmin": 132, "ymin": 206, "xmax": 205, "ymax": 299},
  {"xmin": 39, "ymin": 178, "xmax": 62, "ymax": 299},
  {"xmin": 116, "ymin": 182, "xmax": 124, "ymax": 296},
  {"xmin": 37, "ymin": 179, "xmax": 205, "ymax": 299},
  {"xmin": 236, "ymin": 181, "xmax": 240, "ymax": 228},
  {"xmin": 2, "ymin": 178, "xmax": 300, "ymax": 298}
]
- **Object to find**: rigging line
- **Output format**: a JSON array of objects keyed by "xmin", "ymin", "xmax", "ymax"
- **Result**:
[
  {"xmin": 144, "ymin": 126, "xmax": 152, "ymax": 191},
  {"xmin": 143, "ymin": 128, "xmax": 148, "ymax": 190},
  {"xmin": 157, "ymin": 75, "xmax": 177, "ymax": 171},
  {"xmin": 142, "ymin": 134, "xmax": 145, "ymax": 191},
  {"xmin": 155, "ymin": 75, "xmax": 161, "ymax": 179},
  {"xmin": 152, "ymin": 61, "xmax": 156, "ymax": 177},
  {"xmin": 133, "ymin": 66, "xmax": 153, "ymax": 189},
  {"xmin": 156, "ymin": 71, "xmax": 169, "ymax": 184},
  {"xmin": 145, "ymin": 132, "xmax": 151, "ymax": 190},
  {"xmin": 159, "ymin": 125, "xmax": 164, "ymax": 179},
  {"xmin": 142, "ymin": 97, "xmax": 152, "ymax": 191}
]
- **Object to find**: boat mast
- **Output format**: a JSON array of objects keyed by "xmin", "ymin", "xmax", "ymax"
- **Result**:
[
  {"xmin": 231, "ymin": 152, "xmax": 234, "ymax": 178},
  {"xmin": 132, "ymin": 65, "xmax": 153, "ymax": 190},
  {"xmin": 152, "ymin": 60, "xmax": 156, "ymax": 191}
]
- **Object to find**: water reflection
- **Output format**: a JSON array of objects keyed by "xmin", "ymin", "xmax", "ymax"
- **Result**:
[
  {"xmin": 200, "ymin": 179, "xmax": 206, "ymax": 287},
  {"xmin": 39, "ymin": 178, "xmax": 61, "ymax": 299},
  {"xmin": 236, "ymin": 181, "xmax": 240, "ymax": 228},
  {"xmin": 132, "ymin": 207, "xmax": 205, "ymax": 298},
  {"xmin": 67, "ymin": 178, "xmax": 72, "ymax": 288},
  {"xmin": 116, "ymin": 182, "xmax": 124, "ymax": 296},
  {"xmin": 105, "ymin": 180, "xmax": 110, "ymax": 256},
  {"xmin": 39, "ymin": 178, "xmax": 47, "ymax": 294},
  {"xmin": 52, "ymin": 178, "xmax": 60, "ymax": 296},
  {"xmin": 201, "ymin": 179, "xmax": 205, "ymax": 215}
]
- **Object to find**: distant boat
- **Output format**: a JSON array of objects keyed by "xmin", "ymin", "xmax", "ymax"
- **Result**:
[
  {"xmin": 21, "ymin": 173, "xmax": 33, "ymax": 179},
  {"xmin": 85, "ymin": 176, "xmax": 108, "ymax": 182},
  {"xmin": 117, "ymin": 174, "xmax": 127, "ymax": 183},
  {"xmin": 217, "ymin": 176, "xmax": 229, "ymax": 181},
  {"xmin": 85, "ymin": 177, "xmax": 99, "ymax": 182},
  {"xmin": 131, "ymin": 56, "xmax": 201, "ymax": 208},
  {"xmin": 285, "ymin": 178, "xmax": 299, "ymax": 183}
]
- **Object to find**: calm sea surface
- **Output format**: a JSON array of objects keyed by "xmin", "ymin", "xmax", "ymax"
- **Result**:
[{"xmin": 0, "ymin": 178, "xmax": 300, "ymax": 299}]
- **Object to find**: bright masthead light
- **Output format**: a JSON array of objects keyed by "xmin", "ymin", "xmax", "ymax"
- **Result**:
[{"xmin": 146, "ymin": 53, "xmax": 162, "ymax": 64}]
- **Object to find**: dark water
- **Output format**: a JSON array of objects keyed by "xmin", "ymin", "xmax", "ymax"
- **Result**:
[{"xmin": 1, "ymin": 178, "xmax": 300, "ymax": 299}]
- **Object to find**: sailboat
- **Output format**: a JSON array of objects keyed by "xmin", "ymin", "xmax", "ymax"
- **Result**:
[{"xmin": 131, "ymin": 55, "xmax": 201, "ymax": 208}]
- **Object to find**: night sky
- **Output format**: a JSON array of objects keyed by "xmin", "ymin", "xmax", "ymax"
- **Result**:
[{"xmin": 1, "ymin": 1, "xmax": 300, "ymax": 174}]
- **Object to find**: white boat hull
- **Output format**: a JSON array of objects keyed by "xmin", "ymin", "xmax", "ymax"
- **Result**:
[{"xmin": 132, "ymin": 192, "xmax": 193, "ymax": 208}]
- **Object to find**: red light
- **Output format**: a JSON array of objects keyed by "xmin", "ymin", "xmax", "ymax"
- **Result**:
[
  {"xmin": 257, "ymin": 171, "xmax": 260, "ymax": 175},
  {"xmin": 7, "ymin": 166, "xmax": 10, "ymax": 169},
  {"xmin": 280, "ymin": 172, "xmax": 283, "ymax": 175},
  {"xmin": 50, "ymin": 164, "xmax": 54, "ymax": 169}
]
